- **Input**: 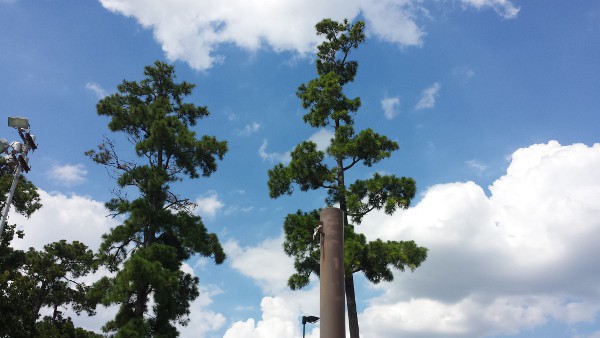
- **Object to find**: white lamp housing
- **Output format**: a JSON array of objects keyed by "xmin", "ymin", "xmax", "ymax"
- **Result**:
[
  {"xmin": 8, "ymin": 116, "xmax": 30, "ymax": 129},
  {"xmin": 0, "ymin": 138, "xmax": 8, "ymax": 153}
]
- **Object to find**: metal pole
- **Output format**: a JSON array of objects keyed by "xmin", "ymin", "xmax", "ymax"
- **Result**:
[
  {"xmin": 303, "ymin": 322, "xmax": 306, "ymax": 338},
  {"xmin": 320, "ymin": 207, "xmax": 345, "ymax": 338},
  {"xmin": 0, "ymin": 164, "xmax": 21, "ymax": 236}
]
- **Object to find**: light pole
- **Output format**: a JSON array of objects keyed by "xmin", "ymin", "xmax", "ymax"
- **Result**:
[
  {"xmin": 0, "ymin": 117, "xmax": 37, "ymax": 236},
  {"xmin": 302, "ymin": 315, "xmax": 319, "ymax": 338}
]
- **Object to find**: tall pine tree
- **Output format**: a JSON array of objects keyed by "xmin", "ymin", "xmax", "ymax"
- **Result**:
[
  {"xmin": 87, "ymin": 61, "xmax": 227, "ymax": 337},
  {"xmin": 268, "ymin": 19, "xmax": 428, "ymax": 338}
]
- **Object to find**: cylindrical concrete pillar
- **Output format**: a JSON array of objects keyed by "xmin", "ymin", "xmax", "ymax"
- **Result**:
[{"xmin": 320, "ymin": 207, "xmax": 345, "ymax": 338}]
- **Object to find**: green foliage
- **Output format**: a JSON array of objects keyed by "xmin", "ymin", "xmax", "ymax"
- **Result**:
[
  {"xmin": 0, "ymin": 233, "xmax": 99, "ymax": 337},
  {"xmin": 36, "ymin": 315, "xmax": 103, "ymax": 338},
  {"xmin": 0, "ymin": 159, "xmax": 41, "ymax": 221},
  {"xmin": 87, "ymin": 60, "xmax": 227, "ymax": 337},
  {"xmin": 267, "ymin": 18, "xmax": 428, "ymax": 338},
  {"xmin": 1, "ymin": 167, "xmax": 97, "ymax": 337}
]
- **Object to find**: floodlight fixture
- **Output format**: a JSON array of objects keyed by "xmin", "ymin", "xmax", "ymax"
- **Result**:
[
  {"xmin": 8, "ymin": 116, "xmax": 29, "ymax": 129},
  {"xmin": 0, "ymin": 138, "xmax": 9, "ymax": 153},
  {"xmin": 10, "ymin": 141, "xmax": 23, "ymax": 153},
  {"xmin": 24, "ymin": 133, "xmax": 37, "ymax": 151},
  {"xmin": 17, "ymin": 154, "xmax": 30, "ymax": 173}
]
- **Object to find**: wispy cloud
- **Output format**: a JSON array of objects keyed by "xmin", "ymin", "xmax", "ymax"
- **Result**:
[
  {"xmin": 453, "ymin": 65, "xmax": 476, "ymax": 82},
  {"xmin": 461, "ymin": 0, "xmax": 520, "ymax": 19},
  {"xmin": 49, "ymin": 164, "xmax": 88, "ymax": 186},
  {"xmin": 415, "ymin": 82, "xmax": 441, "ymax": 110},
  {"xmin": 466, "ymin": 159, "xmax": 487, "ymax": 172},
  {"xmin": 258, "ymin": 140, "xmax": 291, "ymax": 164},
  {"xmin": 381, "ymin": 96, "xmax": 400, "ymax": 120},
  {"xmin": 236, "ymin": 122, "xmax": 261, "ymax": 136},
  {"xmin": 85, "ymin": 82, "xmax": 107, "ymax": 99}
]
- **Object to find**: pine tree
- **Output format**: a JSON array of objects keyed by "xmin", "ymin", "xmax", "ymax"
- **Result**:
[
  {"xmin": 267, "ymin": 19, "xmax": 428, "ymax": 338},
  {"xmin": 87, "ymin": 61, "xmax": 227, "ymax": 337}
]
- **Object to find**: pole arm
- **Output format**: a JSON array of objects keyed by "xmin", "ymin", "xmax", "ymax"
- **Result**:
[{"xmin": 0, "ymin": 164, "xmax": 22, "ymax": 236}]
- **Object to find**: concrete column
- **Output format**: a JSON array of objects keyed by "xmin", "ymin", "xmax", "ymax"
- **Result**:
[{"xmin": 320, "ymin": 207, "xmax": 345, "ymax": 338}]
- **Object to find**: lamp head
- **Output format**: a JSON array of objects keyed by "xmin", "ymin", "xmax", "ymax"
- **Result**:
[
  {"xmin": 8, "ymin": 116, "xmax": 29, "ymax": 129},
  {"xmin": 0, "ymin": 138, "xmax": 8, "ymax": 153},
  {"xmin": 302, "ymin": 315, "xmax": 320, "ymax": 324}
]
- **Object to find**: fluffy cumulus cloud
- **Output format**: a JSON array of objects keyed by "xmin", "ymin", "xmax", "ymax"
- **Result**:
[
  {"xmin": 194, "ymin": 190, "xmax": 225, "ymax": 219},
  {"xmin": 225, "ymin": 236, "xmax": 295, "ymax": 294},
  {"xmin": 308, "ymin": 128, "xmax": 334, "ymax": 152},
  {"xmin": 177, "ymin": 283, "xmax": 227, "ymax": 336},
  {"xmin": 381, "ymin": 96, "xmax": 400, "ymax": 119},
  {"xmin": 99, "ymin": 0, "xmax": 517, "ymax": 71},
  {"xmin": 8, "ymin": 190, "xmax": 116, "ymax": 251},
  {"xmin": 225, "ymin": 141, "xmax": 600, "ymax": 337},
  {"xmin": 48, "ymin": 163, "xmax": 88, "ymax": 186},
  {"xmin": 415, "ymin": 82, "xmax": 441, "ymax": 110},
  {"xmin": 224, "ymin": 236, "xmax": 322, "ymax": 337}
]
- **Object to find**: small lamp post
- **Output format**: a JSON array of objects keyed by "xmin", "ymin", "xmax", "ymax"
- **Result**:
[
  {"xmin": 0, "ymin": 117, "xmax": 37, "ymax": 236},
  {"xmin": 301, "ymin": 315, "xmax": 319, "ymax": 338}
]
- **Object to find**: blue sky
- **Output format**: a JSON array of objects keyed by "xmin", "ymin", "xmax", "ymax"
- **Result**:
[{"xmin": 2, "ymin": 0, "xmax": 600, "ymax": 337}]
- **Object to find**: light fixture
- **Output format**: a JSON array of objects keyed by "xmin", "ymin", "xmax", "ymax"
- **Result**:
[
  {"xmin": 301, "ymin": 315, "xmax": 320, "ymax": 338},
  {"xmin": 17, "ymin": 154, "xmax": 30, "ymax": 173},
  {"xmin": 24, "ymin": 133, "xmax": 37, "ymax": 151},
  {"xmin": 8, "ymin": 116, "xmax": 29, "ymax": 129},
  {"xmin": 0, "ymin": 138, "xmax": 8, "ymax": 153},
  {"xmin": 10, "ymin": 141, "xmax": 23, "ymax": 153}
]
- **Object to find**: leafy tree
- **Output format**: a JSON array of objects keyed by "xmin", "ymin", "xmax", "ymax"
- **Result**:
[
  {"xmin": 1, "ymin": 159, "xmax": 39, "ymax": 337},
  {"xmin": 267, "ymin": 19, "xmax": 428, "ymax": 338},
  {"xmin": 1, "ymin": 228, "xmax": 100, "ymax": 337},
  {"xmin": 87, "ymin": 60, "xmax": 227, "ymax": 337}
]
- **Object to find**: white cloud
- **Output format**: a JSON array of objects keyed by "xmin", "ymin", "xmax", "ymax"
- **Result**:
[
  {"xmin": 452, "ymin": 65, "xmax": 476, "ymax": 82},
  {"xmin": 465, "ymin": 159, "xmax": 487, "ymax": 172},
  {"xmin": 237, "ymin": 122, "xmax": 262, "ymax": 136},
  {"xmin": 177, "ymin": 282, "xmax": 227, "ymax": 336},
  {"xmin": 461, "ymin": 0, "xmax": 520, "ymax": 19},
  {"xmin": 225, "ymin": 236, "xmax": 295, "ymax": 294},
  {"xmin": 415, "ymin": 82, "xmax": 441, "ymax": 110},
  {"xmin": 49, "ymin": 163, "xmax": 88, "ymax": 186},
  {"xmin": 194, "ymin": 191, "xmax": 224, "ymax": 219},
  {"xmin": 225, "ymin": 141, "xmax": 600, "ymax": 337},
  {"xmin": 224, "ymin": 290, "xmax": 321, "ymax": 338},
  {"xmin": 258, "ymin": 139, "xmax": 291, "ymax": 164},
  {"xmin": 381, "ymin": 96, "xmax": 400, "ymax": 120},
  {"xmin": 259, "ymin": 129, "xmax": 332, "ymax": 164},
  {"xmin": 85, "ymin": 82, "xmax": 107, "ymax": 99},
  {"xmin": 308, "ymin": 129, "xmax": 334, "ymax": 152},
  {"xmin": 98, "ymin": 0, "xmax": 513, "ymax": 71},
  {"xmin": 8, "ymin": 190, "xmax": 116, "ymax": 251}
]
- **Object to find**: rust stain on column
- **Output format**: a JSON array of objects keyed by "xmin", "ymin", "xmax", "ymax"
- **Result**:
[{"xmin": 320, "ymin": 207, "xmax": 345, "ymax": 338}]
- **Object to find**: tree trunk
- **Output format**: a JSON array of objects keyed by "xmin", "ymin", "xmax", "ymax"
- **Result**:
[{"xmin": 345, "ymin": 274, "xmax": 360, "ymax": 338}]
